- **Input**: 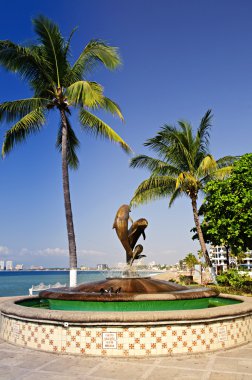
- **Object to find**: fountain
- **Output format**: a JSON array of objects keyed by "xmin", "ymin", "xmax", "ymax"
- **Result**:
[{"xmin": 0, "ymin": 205, "xmax": 252, "ymax": 356}]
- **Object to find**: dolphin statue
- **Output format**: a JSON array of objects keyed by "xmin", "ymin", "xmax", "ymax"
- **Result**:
[
  {"xmin": 113, "ymin": 204, "xmax": 134, "ymax": 264},
  {"xmin": 128, "ymin": 218, "xmax": 148, "ymax": 248},
  {"xmin": 113, "ymin": 205, "xmax": 148, "ymax": 265}
]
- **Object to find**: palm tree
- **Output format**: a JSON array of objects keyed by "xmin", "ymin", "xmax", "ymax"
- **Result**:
[
  {"xmin": 184, "ymin": 253, "xmax": 198, "ymax": 276},
  {"xmin": 0, "ymin": 16, "xmax": 131, "ymax": 286},
  {"xmin": 130, "ymin": 110, "xmax": 234, "ymax": 283}
]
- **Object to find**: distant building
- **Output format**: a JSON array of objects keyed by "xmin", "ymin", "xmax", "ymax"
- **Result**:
[
  {"xmin": 80, "ymin": 266, "xmax": 89, "ymax": 270},
  {"xmin": 0, "ymin": 261, "xmax": 4, "ymax": 270},
  {"xmin": 97, "ymin": 264, "xmax": 108, "ymax": 270},
  {"xmin": 209, "ymin": 246, "xmax": 252, "ymax": 273},
  {"xmin": 30, "ymin": 265, "xmax": 44, "ymax": 270},
  {"xmin": 15, "ymin": 264, "xmax": 23, "ymax": 270},
  {"xmin": 239, "ymin": 251, "xmax": 252, "ymax": 271},
  {"xmin": 6, "ymin": 260, "xmax": 13, "ymax": 270}
]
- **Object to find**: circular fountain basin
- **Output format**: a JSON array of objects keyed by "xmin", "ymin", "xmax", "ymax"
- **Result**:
[
  {"xmin": 18, "ymin": 295, "xmax": 241, "ymax": 311},
  {"xmin": 0, "ymin": 277, "xmax": 252, "ymax": 357}
]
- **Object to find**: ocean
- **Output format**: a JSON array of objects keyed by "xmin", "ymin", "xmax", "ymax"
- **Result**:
[
  {"xmin": 0, "ymin": 270, "xmax": 108, "ymax": 297},
  {"xmin": 0, "ymin": 270, "xmax": 158, "ymax": 297}
]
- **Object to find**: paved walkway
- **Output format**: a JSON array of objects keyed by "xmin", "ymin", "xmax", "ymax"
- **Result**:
[{"xmin": 0, "ymin": 338, "xmax": 251, "ymax": 380}]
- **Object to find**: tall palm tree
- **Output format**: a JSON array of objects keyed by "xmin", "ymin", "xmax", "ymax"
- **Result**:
[
  {"xmin": 130, "ymin": 110, "xmax": 234, "ymax": 283},
  {"xmin": 0, "ymin": 16, "xmax": 130, "ymax": 286}
]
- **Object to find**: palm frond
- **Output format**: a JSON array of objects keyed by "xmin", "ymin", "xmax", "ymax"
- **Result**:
[
  {"xmin": 32, "ymin": 15, "xmax": 68, "ymax": 87},
  {"xmin": 145, "ymin": 124, "xmax": 194, "ymax": 172},
  {"xmin": 200, "ymin": 165, "xmax": 233, "ymax": 186},
  {"xmin": 2, "ymin": 108, "xmax": 46, "ymax": 156},
  {"xmin": 175, "ymin": 172, "xmax": 199, "ymax": 191},
  {"xmin": 169, "ymin": 187, "xmax": 183, "ymax": 207},
  {"xmin": 64, "ymin": 27, "xmax": 78, "ymax": 59},
  {"xmin": 100, "ymin": 97, "xmax": 124, "ymax": 121},
  {"xmin": 66, "ymin": 81, "xmax": 104, "ymax": 107},
  {"xmin": 0, "ymin": 40, "xmax": 52, "ymax": 87},
  {"xmin": 216, "ymin": 155, "xmax": 240, "ymax": 168},
  {"xmin": 0, "ymin": 98, "xmax": 48, "ymax": 123},
  {"xmin": 197, "ymin": 155, "xmax": 217, "ymax": 176},
  {"xmin": 195, "ymin": 109, "xmax": 212, "ymax": 154},
  {"xmin": 69, "ymin": 40, "xmax": 121, "ymax": 81},
  {"xmin": 56, "ymin": 116, "xmax": 80, "ymax": 169},
  {"xmin": 130, "ymin": 155, "xmax": 180, "ymax": 176},
  {"xmin": 79, "ymin": 109, "xmax": 131, "ymax": 153},
  {"xmin": 211, "ymin": 166, "xmax": 233, "ymax": 180},
  {"xmin": 130, "ymin": 175, "xmax": 176, "ymax": 207}
]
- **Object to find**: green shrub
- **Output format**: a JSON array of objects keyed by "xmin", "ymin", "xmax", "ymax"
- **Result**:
[
  {"xmin": 217, "ymin": 269, "xmax": 252, "ymax": 290},
  {"xmin": 179, "ymin": 275, "xmax": 193, "ymax": 285}
]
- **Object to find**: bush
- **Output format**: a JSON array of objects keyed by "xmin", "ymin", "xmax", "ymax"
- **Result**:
[
  {"xmin": 217, "ymin": 269, "xmax": 252, "ymax": 290},
  {"xmin": 179, "ymin": 275, "xmax": 193, "ymax": 285}
]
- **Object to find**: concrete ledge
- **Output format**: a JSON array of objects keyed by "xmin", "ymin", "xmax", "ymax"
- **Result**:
[
  {"xmin": 1, "ymin": 294, "xmax": 252, "ymax": 356},
  {"xmin": 0, "ymin": 294, "xmax": 251, "ymax": 324}
]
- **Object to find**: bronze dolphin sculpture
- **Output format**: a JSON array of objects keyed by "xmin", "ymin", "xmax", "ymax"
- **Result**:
[
  {"xmin": 113, "ymin": 204, "xmax": 134, "ymax": 264},
  {"xmin": 128, "ymin": 218, "xmax": 148, "ymax": 248},
  {"xmin": 113, "ymin": 205, "xmax": 148, "ymax": 265}
]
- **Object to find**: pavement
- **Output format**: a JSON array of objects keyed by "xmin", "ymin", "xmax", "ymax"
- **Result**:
[{"xmin": 0, "ymin": 338, "xmax": 251, "ymax": 380}]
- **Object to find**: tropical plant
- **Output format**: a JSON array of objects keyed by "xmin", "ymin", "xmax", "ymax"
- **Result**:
[
  {"xmin": 217, "ymin": 269, "xmax": 251, "ymax": 290},
  {"xmin": 130, "ymin": 110, "xmax": 235, "ymax": 283},
  {"xmin": 0, "ymin": 16, "xmax": 130, "ymax": 286},
  {"xmin": 184, "ymin": 253, "xmax": 198, "ymax": 275},
  {"xmin": 200, "ymin": 154, "xmax": 252, "ymax": 256}
]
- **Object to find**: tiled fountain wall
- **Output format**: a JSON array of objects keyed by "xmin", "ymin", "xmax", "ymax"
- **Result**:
[{"xmin": 1, "ymin": 314, "xmax": 251, "ymax": 356}]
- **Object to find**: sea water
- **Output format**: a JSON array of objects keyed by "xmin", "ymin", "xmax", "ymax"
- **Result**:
[
  {"xmin": 0, "ymin": 271, "xmax": 107, "ymax": 297},
  {"xmin": 0, "ymin": 270, "xmax": 157, "ymax": 297}
]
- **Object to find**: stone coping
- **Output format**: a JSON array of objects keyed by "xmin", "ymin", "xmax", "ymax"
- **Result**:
[{"xmin": 0, "ymin": 294, "xmax": 252, "ymax": 325}]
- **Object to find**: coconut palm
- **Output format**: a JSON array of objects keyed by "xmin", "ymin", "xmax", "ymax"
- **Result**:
[
  {"xmin": 0, "ymin": 16, "xmax": 130, "ymax": 286},
  {"xmin": 184, "ymin": 253, "xmax": 198, "ymax": 276},
  {"xmin": 130, "ymin": 110, "xmax": 235, "ymax": 283}
]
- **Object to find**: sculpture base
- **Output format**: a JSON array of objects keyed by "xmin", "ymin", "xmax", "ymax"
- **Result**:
[{"xmin": 39, "ymin": 277, "xmax": 219, "ymax": 301}]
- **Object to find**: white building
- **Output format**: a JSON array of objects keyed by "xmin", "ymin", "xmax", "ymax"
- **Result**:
[
  {"xmin": 97, "ymin": 264, "xmax": 108, "ymax": 270},
  {"xmin": 209, "ymin": 246, "xmax": 252, "ymax": 273},
  {"xmin": 239, "ymin": 251, "xmax": 252, "ymax": 271},
  {"xmin": 0, "ymin": 261, "xmax": 4, "ymax": 270},
  {"xmin": 15, "ymin": 264, "xmax": 23, "ymax": 270},
  {"xmin": 6, "ymin": 260, "xmax": 13, "ymax": 270}
]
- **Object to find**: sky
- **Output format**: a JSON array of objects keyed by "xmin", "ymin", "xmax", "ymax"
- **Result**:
[{"xmin": 1, "ymin": 0, "xmax": 252, "ymax": 268}]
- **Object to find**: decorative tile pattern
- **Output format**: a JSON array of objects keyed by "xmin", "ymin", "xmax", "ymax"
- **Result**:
[{"xmin": 1, "ymin": 314, "xmax": 251, "ymax": 357}]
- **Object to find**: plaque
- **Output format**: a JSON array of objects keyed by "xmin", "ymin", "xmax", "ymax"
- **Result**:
[
  {"xmin": 13, "ymin": 323, "xmax": 20, "ymax": 338},
  {"xmin": 218, "ymin": 326, "xmax": 228, "ymax": 342},
  {"xmin": 102, "ymin": 332, "xmax": 117, "ymax": 349}
]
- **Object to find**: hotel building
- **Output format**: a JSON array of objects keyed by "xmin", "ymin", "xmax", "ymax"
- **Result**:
[
  {"xmin": 5, "ymin": 260, "xmax": 13, "ymax": 270},
  {"xmin": 209, "ymin": 246, "xmax": 252, "ymax": 273}
]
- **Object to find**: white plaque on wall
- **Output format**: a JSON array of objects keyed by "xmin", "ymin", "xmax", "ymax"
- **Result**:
[
  {"xmin": 102, "ymin": 332, "xmax": 117, "ymax": 349},
  {"xmin": 218, "ymin": 326, "xmax": 228, "ymax": 342},
  {"xmin": 13, "ymin": 323, "xmax": 20, "ymax": 338}
]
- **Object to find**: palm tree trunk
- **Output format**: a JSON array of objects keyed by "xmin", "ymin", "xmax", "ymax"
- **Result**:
[
  {"xmin": 60, "ymin": 108, "xmax": 77, "ymax": 287},
  {"xmin": 191, "ymin": 196, "xmax": 217, "ymax": 284}
]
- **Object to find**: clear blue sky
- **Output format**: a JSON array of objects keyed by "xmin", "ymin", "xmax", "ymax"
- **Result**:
[{"xmin": 1, "ymin": 0, "xmax": 252, "ymax": 268}]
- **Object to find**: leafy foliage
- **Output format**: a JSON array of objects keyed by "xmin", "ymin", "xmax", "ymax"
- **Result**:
[
  {"xmin": 201, "ymin": 154, "xmax": 252, "ymax": 253},
  {"xmin": 217, "ymin": 269, "xmax": 252, "ymax": 290}
]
